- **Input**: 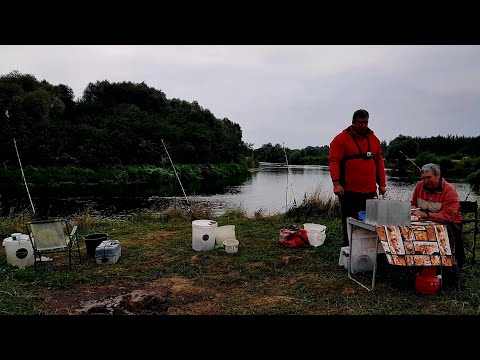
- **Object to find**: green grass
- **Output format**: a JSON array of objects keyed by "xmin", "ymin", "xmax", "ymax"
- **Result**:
[{"xmin": 1, "ymin": 203, "xmax": 479, "ymax": 315}]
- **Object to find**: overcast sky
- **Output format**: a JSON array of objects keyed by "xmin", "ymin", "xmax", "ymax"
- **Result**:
[{"xmin": 1, "ymin": 45, "xmax": 479, "ymax": 150}]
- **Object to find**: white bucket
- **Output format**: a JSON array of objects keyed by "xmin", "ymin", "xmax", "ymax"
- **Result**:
[
  {"xmin": 223, "ymin": 239, "xmax": 239, "ymax": 253},
  {"xmin": 4, "ymin": 236, "xmax": 35, "ymax": 268},
  {"xmin": 192, "ymin": 220, "xmax": 217, "ymax": 251},
  {"xmin": 303, "ymin": 223, "xmax": 326, "ymax": 247},
  {"xmin": 215, "ymin": 225, "xmax": 236, "ymax": 245}
]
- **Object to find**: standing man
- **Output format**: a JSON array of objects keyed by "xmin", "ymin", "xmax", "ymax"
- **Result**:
[
  {"xmin": 329, "ymin": 109, "xmax": 387, "ymax": 246},
  {"xmin": 411, "ymin": 163, "xmax": 465, "ymax": 268}
]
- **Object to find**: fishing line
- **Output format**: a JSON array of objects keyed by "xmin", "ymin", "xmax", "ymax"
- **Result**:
[
  {"xmin": 399, "ymin": 150, "xmax": 421, "ymax": 171},
  {"xmin": 282, "ymin": 143, "xmax": 297, "ymax": 212},
  {"xmin": 161, "ymin": 139, "xmax": 191, "ymax": 211},
  {"xmin": 400, "ymin": 151, "xmax": 473, "ymax": 201},
  {"xmin": 13, "ymin": 138, "xmax": 36, "ymax": 215}
]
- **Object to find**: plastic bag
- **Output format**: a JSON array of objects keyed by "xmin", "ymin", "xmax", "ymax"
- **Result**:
[{"xmin": 279, "ymin": 228, "xmax": 309, "ymax": 247}]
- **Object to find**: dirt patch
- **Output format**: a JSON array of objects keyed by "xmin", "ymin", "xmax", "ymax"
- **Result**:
[
  {"xmin": 35, "ymin": 275, "xmax": 312, "ymax": 315},
  {"xmin": 281, "ymin": 256, "xmax": 303, "ymax": 266},
  {"xmin": 36, "ymin": 276, "xmax": 216, "ymax": 315}
]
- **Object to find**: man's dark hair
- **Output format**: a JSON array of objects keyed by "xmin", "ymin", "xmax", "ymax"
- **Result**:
[{"xmin": 352, "ymin": 109, "xmax": 369, "ymax": 121}]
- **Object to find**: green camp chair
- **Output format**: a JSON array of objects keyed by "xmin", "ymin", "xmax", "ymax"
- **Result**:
[{"xmin": 26, "ymin": 219, "xmax": 81, "ymax": 270}]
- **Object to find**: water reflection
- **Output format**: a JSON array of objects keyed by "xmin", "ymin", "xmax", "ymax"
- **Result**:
[
  {"xmin": 1, "ymin": 164, "xmax": 478, "ymax": 219},
  {"xmin": 190, "ymin": 164, "xmax": 336, "ymax": 216},
  {"xmin": 191, "ymin": 165, "xmax": 479, "ymax": 216}
]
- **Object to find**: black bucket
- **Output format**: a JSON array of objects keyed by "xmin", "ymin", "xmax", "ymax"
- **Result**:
[{"xmin": 84, "ymin": 233, "xmax": 108, "ymax": 257}]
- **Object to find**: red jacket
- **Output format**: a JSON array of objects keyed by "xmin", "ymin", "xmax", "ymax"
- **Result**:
[
  {"xmin": 411, "ymin": 178, "xmax": 462, "ymax": 228},
  {"xmin": 329, "ymin": 126, "xmax": 386, "ymax": 193}
]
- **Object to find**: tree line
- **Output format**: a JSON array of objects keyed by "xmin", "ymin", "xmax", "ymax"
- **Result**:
[
  {"xmin": 253, "ymin": 136, "xmax": 480, "ymax": 188},
  {"xmin": 0, "ymin": 71, "xmax": 254, "ymax": 188},
  {"xmin": 1, "ymin": 70, "xmax": 478, "ymax": 190},
  {"xmin": 0, "ymin": 71, "xmax": 251, "ymax": 168}
]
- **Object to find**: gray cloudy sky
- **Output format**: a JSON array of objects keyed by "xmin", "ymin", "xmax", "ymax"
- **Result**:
[{"xmin": 1, "ymin": 45, "xmax": 479, "ymax": 150}]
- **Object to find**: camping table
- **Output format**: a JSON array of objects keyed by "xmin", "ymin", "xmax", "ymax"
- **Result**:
[
  {"xmin": 346, "ymin": 217, "xmax": 378, "ymax": 291},
  {"xmin": 346, "ymin": 218, "xmax": 454, "ymax": 291}
]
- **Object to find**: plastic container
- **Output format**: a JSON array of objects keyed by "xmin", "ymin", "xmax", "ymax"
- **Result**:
[
  {"xmin": 357, "ymin": 211, "xmax": 366, "ymax": 221},
  {"xmin": 192, "ymin": 220, "xmax": 217, "ymax": 251},
  {"xmin": 349, "ymin": 227, "xmax": 384, "ymax": 254},
  {"xmin": 3, "ymin": 234, "xmax": 29, "ymax": 246},
  {"xmin": 215, "ymin": 225, "xmax": 236, "ymax": 245},
  {"xmin": 338, "ymin": 246, "xmax": 376, "ymax": 274},
  {"xmin": 338, "ymin": 246, "xmax": 350, "ymax": 268},
  {"xmin": 11, "ymin": 232, "xmax": 22, "ymax": 240},
  {"xmin": 223, "ymin": 239, "xmax": 239, "ymax": 253},
  {"xmin": 366, "ymin": 199, "xmax": 410, "ymax": 226},
  {"xmin": 84, "ymin": 233, "xmax": 108, "ymax": 257},
  {"xmin": 95, "ymin": 240, "xmax": 121, "ymax": 264},
  {"xmin": 4, "ymin": 236, "xmax": 35, "ymax": 268},
  {"xmin": 342, "ymin": 227, "xmax": 384, "ymax": 273},
  {"xmin": 303, "ymin": 223, "xmax": 326, "ymax": 247}
]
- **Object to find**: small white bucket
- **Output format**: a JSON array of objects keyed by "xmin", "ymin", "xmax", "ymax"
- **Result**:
[
  {"xmin": 215, "ymin": 225, "xmax": 236, "ymax": 245},
  {"xmin": 303, "ymin": 223, "xmax": 326, "ymax": 247},
  {"xmin": 223, "ymin": 239, "xmax": 239, "ymax": 253}
]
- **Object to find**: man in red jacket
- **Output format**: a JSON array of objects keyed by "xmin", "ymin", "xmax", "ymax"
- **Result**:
[
  {"xmin": 411, "ymin": 163, "xmax": 465, "ymax": 268},
  {"xmin": 329, "ymin": 109, "xmax": 387, "ymax": 246}
]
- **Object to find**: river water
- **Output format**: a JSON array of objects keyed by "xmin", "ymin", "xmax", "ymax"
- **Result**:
[
  {"xmin": 2, "ymin": 163, "xmax": 478, "ymax": 219},
  {"xmin": 188, "ymin": 163, "xmax": 479, "ymax": 216}
]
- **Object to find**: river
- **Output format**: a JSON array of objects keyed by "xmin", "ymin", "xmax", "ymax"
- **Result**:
[
  {"xmin": 188, "ymin": 163, "xmax": 479, "ymax": 216},
  {"xmin": 2, "ymin": 163, "xmax": 478, "ymax": 219}
]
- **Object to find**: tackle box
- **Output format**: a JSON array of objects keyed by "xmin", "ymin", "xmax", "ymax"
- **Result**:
[{"xmin": 95, "ymin": 240, "xmax": 121, "ymax": 264}]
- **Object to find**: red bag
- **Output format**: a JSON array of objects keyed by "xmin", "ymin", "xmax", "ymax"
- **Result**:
[{"xmin": 279, "ymin": 228, "xmax": 309, "ymax": 247}]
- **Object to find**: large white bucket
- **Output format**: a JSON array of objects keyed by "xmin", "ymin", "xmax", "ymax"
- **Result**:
[
  {"xmin": 192, "ymin": 220, "xmax": 217, "ymax": 251},
  {"xmin": 4, "ymin": 236, "xmax": 35, "ymax": 268},
  {"xmin": 215, "ymin": 225, "xmax": 236, "ymax": 245},
  {"xmin": 303, "ymin": 223, "xmax": 326, "ymax": 247}
]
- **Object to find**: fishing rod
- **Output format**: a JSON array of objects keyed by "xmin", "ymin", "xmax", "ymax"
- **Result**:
[
  {"xmin": 161, "ymin": 139, "xmax": 192, "ymax": 215},
  {"xmin": 400, "ymin": 151, "xmax": 472, "ymax": 201},
  {"xmin": 13, "ymin": 138, "xmax": 36, "ymax": 215},
  {"xmin": 282, "ymin": 143, "xmax": 297, "ymax": 219},
  {"xmin": 282, "ymin": 143, "xmax": 289, "ymax": 213},
  {"xmin": 399, "ymin": 150, "xmax": 421, "ymax": 171}
]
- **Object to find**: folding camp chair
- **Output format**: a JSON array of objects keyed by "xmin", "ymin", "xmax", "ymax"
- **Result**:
[
  {"xmin": 460, "ymin": 200, "xmax": 478, "ymax": 266},
  {"xmin": 26, "ymin": 219, "xmax": 81, "ymax": 270}
]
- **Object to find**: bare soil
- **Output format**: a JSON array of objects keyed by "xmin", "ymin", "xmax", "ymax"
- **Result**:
[{"xmin": 35, "ymin": 275, "xmax": 326, "ymax": 315}]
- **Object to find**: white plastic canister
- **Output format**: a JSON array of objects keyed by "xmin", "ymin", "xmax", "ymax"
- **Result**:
[
  {"xmin": 215, "ymin": 225, "xmax": 236, "ymax": 245},
  {"xmin": 4, "ymin": 236, "xmax": 35, "ymax": 268},
  {"xmin": 192, "ymin": 220, "xmax": 217, "ymax": 251}
]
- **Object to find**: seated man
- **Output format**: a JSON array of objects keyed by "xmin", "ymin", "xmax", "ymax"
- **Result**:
[{"xmin": 411, "ymin": 163, "xmax": 465, "ymax": 268}]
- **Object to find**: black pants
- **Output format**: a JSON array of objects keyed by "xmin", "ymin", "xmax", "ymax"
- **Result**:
[{"xmin": 339, "ymin": 191, "xmax": 378, "ymax": 247}]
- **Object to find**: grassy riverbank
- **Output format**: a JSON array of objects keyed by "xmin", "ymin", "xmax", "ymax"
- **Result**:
[{"xmin": 0, "ymin": 203, "xmax": 479, "ymax": 315}]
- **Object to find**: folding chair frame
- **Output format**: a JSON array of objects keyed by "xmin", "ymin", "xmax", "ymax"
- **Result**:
[
  {"xmin": 460, "ymin": 200, "xmax": 478, "ymax": 266},
  {"xmin": 26, "ymin": 219, "xmax": 81, "ymax": 270}
]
